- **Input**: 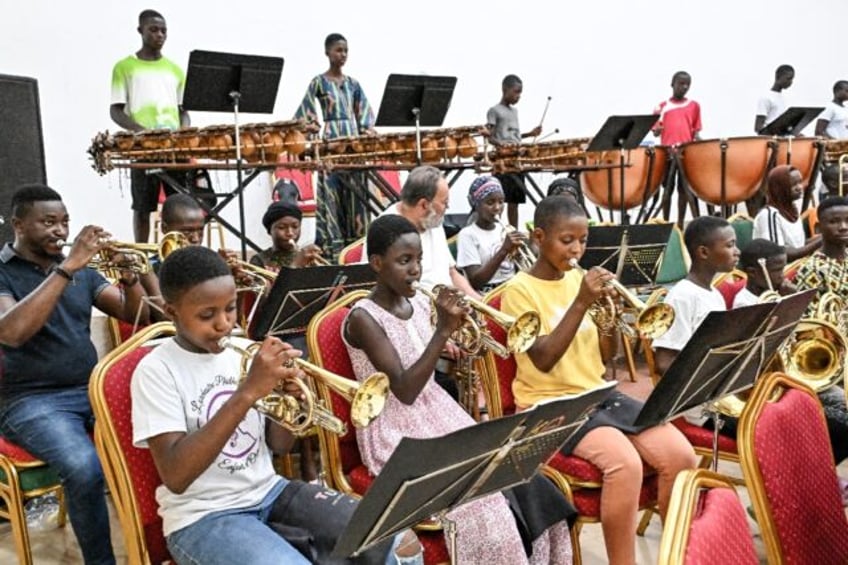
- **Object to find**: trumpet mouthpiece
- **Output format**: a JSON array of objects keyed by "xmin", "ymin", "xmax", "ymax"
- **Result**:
[
  {"xmin": 217, "ymin": 336, "xmax": 232, "ymax": 349},
  {"xmin": 568, "ymin": 258, "xmax": 579, "ymax": 268},
  {"xmin": 56, "ymin": 239, "xmax": 67, "ymax": 247}
]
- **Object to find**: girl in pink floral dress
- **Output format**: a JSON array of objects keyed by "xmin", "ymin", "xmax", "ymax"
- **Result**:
[{"xmin": 343, "ymin": 215, "xmax": 573, "ymax": 564}]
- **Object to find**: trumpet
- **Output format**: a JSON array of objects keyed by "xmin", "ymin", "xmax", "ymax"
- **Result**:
[
  {"xmin": 497, "ymin": 220, "xmax": 536, "ymax": 271},
  {"xmin": 567, "ymin": 258, "xmax": 675, "ymax": 340},
  {"xmin": 218, "ymin": 337, "xmax": 389, "ymax": 435},
  {"xmin": 413, "ymin": 282, "xmax": 541, "ymax": 358},
  {"xmin": 57, "ymin": 230, "xmax": 190, "ymax": 276}
]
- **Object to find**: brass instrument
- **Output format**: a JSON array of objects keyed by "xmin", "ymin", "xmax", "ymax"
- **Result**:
[
  {"xmin": 218, "ymin": 337, "xmax": 389, "ymax": 435},
  {"xmin": 497, "ymin": 220, "xmax": 536, "ymax": 271},
  {"xmin": 756, "ymin": 258, "xmax": 781, "ymax": 303},
  {"xmin": 567, "ymin": 259, "xmax": 675, "ymax": 340},
  {"xmin": 413, "ymin": 282, "xmax": 541, "ymax": 358}
]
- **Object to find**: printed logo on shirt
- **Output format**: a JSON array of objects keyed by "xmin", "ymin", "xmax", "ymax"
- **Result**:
[{"xmin": 190, "ymin": 373, "xmax": 264, "ymax": 474}]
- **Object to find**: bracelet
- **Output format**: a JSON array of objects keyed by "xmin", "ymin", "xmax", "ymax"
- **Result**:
[{"xmin": 53, "ymin": 266, "xmax": 75, "ymax": 282}]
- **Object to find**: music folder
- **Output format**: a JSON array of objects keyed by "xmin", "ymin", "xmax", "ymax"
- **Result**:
[
  {"xmin": 332, "ymin": 382, "xmax": 615, "ymax": 558},
  {"xmin": 634, "ymin": 289, "xmax": 814, "ymax": 429}
]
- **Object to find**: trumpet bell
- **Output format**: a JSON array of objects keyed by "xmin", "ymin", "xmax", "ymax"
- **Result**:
[
  {"xmin": 636, "ymin": 304, "xmax": 676, "ymax": 340},
  {"xmin": 781, "ymin": 319, "xmax": 844, "ymax": 392},
  {"xmin": 507, "ymin": 311, "xmax": 542, "ymax": 353},
  {"xmin": 349, "ymin": 372, "xmax": 390, "ymax": 428}
]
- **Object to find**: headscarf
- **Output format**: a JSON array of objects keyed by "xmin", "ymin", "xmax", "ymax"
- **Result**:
[
  {"xmin": 262, "ymin": 201, "xmax": 302, "ymax": 233},
  {"xmin": 765, "ymin": 165, "xmax": 800, "ymax": 223},
  {"xmin": 467, "ymin": 176, "xmax": 504, "ymax": 210}
]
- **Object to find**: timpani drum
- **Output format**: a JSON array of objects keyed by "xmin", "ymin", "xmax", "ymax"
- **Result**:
[
  {"xmin": 678, "ymin": 137, "xmax": 770, "ymax": 206},
  {"xmin": 580, "ymin": 146, "xmax": 669, "ymax": 209},
  {"xmin": 770, "ymin": 137, "xmax": 823, "ymax": 186}
]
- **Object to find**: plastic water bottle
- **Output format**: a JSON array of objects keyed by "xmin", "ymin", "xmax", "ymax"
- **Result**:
[{"xmin": 24, "ymin": 494, "xmax": 60, "ymax": 532}]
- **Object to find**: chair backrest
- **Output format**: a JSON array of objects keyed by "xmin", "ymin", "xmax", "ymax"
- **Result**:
[
  {"xmin": 738, "ymin": 372, "xmax": 848, "ymax": 564},
  {"xmin": 655, "ymin": 224, "xmax": 691, "ymax": 285},
  {"xmin": 728, "ymin": 213, "xmax": 754, "ymax": 252},
  {"xmin": 712, "ymin": 270, "xmax": 747, "ymax": 309},
  {"xmin": 338, "ymin": 238, "xmax": 365, "ymax": 265},
  {"xmin": 658, "ymin": 469, "xmax": 757, "ymax": 565},
  {"xmin": 478, "ymin": 289, "xmax": 518, "ymax": 419},
  {"xmin": 89, "ymin": 322, "xmax": 176, "ymax": 565},
  {"xmin": 307, "ymin": 291, "xmax": 369, "ymax": 494}
]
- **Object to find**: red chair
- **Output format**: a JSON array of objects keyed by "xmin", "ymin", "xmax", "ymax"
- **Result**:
[
  {"xmin": 0, "ymin": 438, "xmax": 67, "ymax": 565},
  {"xmin": 710, "ymin": 268, "xmax": 747, "ymax": 310},
  {"xmin": 89, "ymin": 322, "xmax": 176, "ymax": 564},
  {"xmin": 478, "ymin": 288, "xmax": 658, "ymax": 565},
  {"xmin": 307, "ymin": 291, "xmax": 449, "ymax": 565},
  {"xmin": 658, "ymin": 469, "xmax": 757, "ymax": 565},
  {"xmin": 739, "ymin": 372, "xmax": 848, "ymax": 564},
  {"xmin": 338, "ymin": 237, "xmax": 365, "ymax": 265}
]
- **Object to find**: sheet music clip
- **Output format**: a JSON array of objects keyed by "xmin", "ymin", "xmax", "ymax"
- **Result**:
[
  {"xmin": 375, "ymin": 74, "xmax": 457, "ymax": 163},
  {"xmin": 758, "ymin": 106, "xmax": 824, "ymax": 137},
  {"xmin": 586, "ymin": 115, "xmax": 659, "ymax": 223},
  {"xmin": 331, "ymin": 383, "xmax": 615, "ymax": 562},
  {"xmin": 249, "ymin": 264, "xmax": 376, "ymax": 339},
  {"xmin": 182, "ymin": 50, "xmax": 284, "ymax": 258}
]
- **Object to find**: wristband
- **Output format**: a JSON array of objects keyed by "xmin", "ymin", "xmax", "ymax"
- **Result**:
[{"xmin": 53, "ymin": 266, "xmax": 75, "ymax": 282}]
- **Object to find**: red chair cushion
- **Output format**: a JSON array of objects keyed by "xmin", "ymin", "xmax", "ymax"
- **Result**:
[
  {"xmin": 116, "ymin": 320, "xmax": 150, "ymax": 345},
  {"xmin": 752, "ymin": 388, "xmax": 848, "ymax": 562},
  {"xmin": 101, "ymin": 346, "xmax": 171, "ymax": 564},
  {"xmin": 0, "ymin": 438, "xmax": 42, "ymax": 464},
  {"xmin": 672, "ymin": 417, "xmax": 738, "ymax": 454},
  {"xmin": 340, "ymin": 242, "xmax": 364, "ymax": 265},
  {"xmin": 715, "ymin": 278, "xmax": 746, "ymax": 310},
  {"xmin": 684, "ymin": 488, "xmax": 757, "ymax": 565}
]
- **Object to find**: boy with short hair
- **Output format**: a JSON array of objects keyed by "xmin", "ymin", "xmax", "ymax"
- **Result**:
[
  {"xmin": 486, "ymin": 74, "xmax": 542, "ymax": 228},
  {"xmin": 733, "ymin": 238, "xmax": 788, "ymax": 308},
  {"xmin": 110, "ymin": 9, "xmax": 190, "ymax": 243},
  {"xmin": 794, "ymin": 195, "xmax": 848, "ymax": 317},
  {"xmin": 131, "ymin": 246, "xmax": 421, "ymax": 565},
  {"xmin": 815, "ymin": 80, "xmax": 848, "ymax": 139},
  {"xmin": 501, "ymin": 195, "xmax": 697, "ymax": 565},
  {"xmin": 754, "ymin": 64, "xmax": 795, "ymax": 133},
  {"xmin": 251, "ymin": 201, "xmax": 324, "ymax": 271},
  {"xmin": 652, "ymin": 216, "xmax": 739, "ymax": 376}
]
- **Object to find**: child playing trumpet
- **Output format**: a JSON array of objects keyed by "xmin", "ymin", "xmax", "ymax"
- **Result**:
[
  {"xmin": 456, "ymin": 176, "xmax": 529, "ymax": 292},
  {"xmin": 251, "ymin": 201, "xmax": 326, "ymax": 272}
]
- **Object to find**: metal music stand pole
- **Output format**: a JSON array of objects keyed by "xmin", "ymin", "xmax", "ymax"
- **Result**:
[{"xmin": 182, "ymin": 50, "xmax": 285, "ymax": 259}]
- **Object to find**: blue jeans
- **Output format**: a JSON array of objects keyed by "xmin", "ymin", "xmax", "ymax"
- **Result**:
[
  {"xmin": 0, "ymin": 386, "xmax": 115, "ymax": 565},
  {"xmin": 168, "ymin": 480, "xmax": 422, "ymax": 565}
]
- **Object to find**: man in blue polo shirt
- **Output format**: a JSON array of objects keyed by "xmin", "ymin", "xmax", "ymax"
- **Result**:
[{"xmin": 0, "ymin": 184, "xmax": 150, "ymax": 564}]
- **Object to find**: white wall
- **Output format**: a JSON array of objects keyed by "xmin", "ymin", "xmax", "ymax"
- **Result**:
[{"xmin": 3, "ymin": 0, "xmax": 846, "ymax": 243}]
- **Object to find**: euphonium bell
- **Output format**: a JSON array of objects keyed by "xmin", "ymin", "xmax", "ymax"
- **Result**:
[
  {"xmin": 567, "ymin": 259, "xmax": 675, "ymax": 340},
  {"xmin": 218, "ymin": 337, "xmax": 389, "ymax": 435}
]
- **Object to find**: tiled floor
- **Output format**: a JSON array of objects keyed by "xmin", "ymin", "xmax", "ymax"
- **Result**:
[{"xmin": 0, "ymin": 350, "xmax": 843, "ymax": 564}]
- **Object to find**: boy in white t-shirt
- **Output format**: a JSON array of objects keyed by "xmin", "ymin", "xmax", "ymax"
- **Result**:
[
  {"xmin": 652, "ymin": 216, "xmax": 740, "ymax": 375},
  {"xmin": 754, "ymin": 64, "xmax": 794, "ymax": 134},
  {"xmin": 131, "ymin": 246, "xmax": 421, "ymax": 565},
  {"xmin": 456, "ymin": 176, "xmax": 527, "ymax": 292},
  {"xmin": 815, "ymin": 80, "xmax": 848, "ymax": 139}
]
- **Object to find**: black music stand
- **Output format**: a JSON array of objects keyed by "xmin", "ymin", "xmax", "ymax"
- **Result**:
[
  {"xmin": 586, "ymin": 115, "xmax": 659, "ymax": 224},
  {"xmin": 758, "ymin": 106, "xmax": 824, "ymax": 137},
  {"xmin": 580, "ymin": 223, "xmax": 673, "ymax": 287},
  {"xmin": 182, "ymin": 50, "xmax": 284, "ymax": 258},
  {"xmin": 331, "ymin": 382, "xmax": 615, "ymax": 561},
  {"xmin": 634, "ymin": 290, "xmax": 814, "ymax": 465},
  {"xmin": 249, "ymin": 264, "xmax": 376, "ymax": 339},
  {"xmin": 375, "ymin": 74, "xmax": 457, "ymax": 163}
]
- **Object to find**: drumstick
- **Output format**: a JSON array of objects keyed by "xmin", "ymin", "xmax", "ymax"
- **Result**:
[
  {"xmin": 536, "ymin": 128, "xmax": 560, "ymax": 143},
  {"xmin": 539, "ymin": 96, "xmax": 552, "ymax": 128},
  {"xmin": 533, "ymin": 97, "xmax": 552, "ymax": 143}
]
